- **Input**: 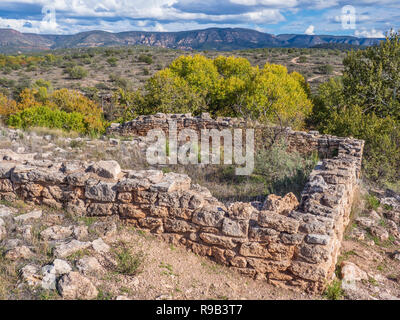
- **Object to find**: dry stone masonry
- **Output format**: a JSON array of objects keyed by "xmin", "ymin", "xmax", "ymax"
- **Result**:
[{"xmin": 0, "ymin": 113, "xmax": 364, "ymax": 293}]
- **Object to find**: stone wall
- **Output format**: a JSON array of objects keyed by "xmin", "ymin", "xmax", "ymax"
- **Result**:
[
  {"xmin": 107, "ymin": 113, "xmax": 361, "ymax": 166},
  {"xmin": 0, "ymin": 123, "xmax": 364, "ymax": 293}
]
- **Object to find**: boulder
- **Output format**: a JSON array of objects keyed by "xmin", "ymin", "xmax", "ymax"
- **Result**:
[
  {"xmin": 14, "ymin": 210, "xmax": 42, "ymax": 223},
  {"xmin": 53, "ymin": 259, "xmax": 72, "ymax": 275},
  {"xmin": 41, "ymin": 225, "xmax": 73, "ymax": 241},
  {"xmin": 5, "ymin": 246, "xmax": 34, "ymax": 260},
  {"xmin": 73, "ymin": 225, "xmax": 89, "ymax": 241},
  {"xmin": 0, "ymin": 205, "xmax": 15, "ymax": 217},
  {"xmin": 41, "ymin": 265, "xmax": 57, "ymax": 290},
  {"xmin": 57, "ymin": 272, "xmax": 98, "ymax": 300},
  {"xmin": 20, "ymin": 264, "xmax": 41, "ymax": 287},
  {"xmin": 76, "ymin": 256, "xmax": 103, "ymax": 275},
  {"xmin": 53, "ymin": 240, "xmax": 92, "ymax": 258},
  {"xmin": 340, "ymin": 261, "xmax": 368, "ymax": 290},
  {"xmin": 91, "ymin": 238, "xmax": 110, "ymax": 254},
  {"xmin": 87, "ymin": 160, "xmax": 121, "ymax": 179}
]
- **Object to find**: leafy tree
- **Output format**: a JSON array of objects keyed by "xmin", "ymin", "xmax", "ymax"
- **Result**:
[
  {"xmin": 342, "ymin": 31, "xmax": 400, "ymax": 120},
  {"xmin": 311, "ymin": 31, "xmax": 400, "ymax": 184},
  {"xmin": 126, "ymin": 55, "xmax": 312, "ymax": 129}
]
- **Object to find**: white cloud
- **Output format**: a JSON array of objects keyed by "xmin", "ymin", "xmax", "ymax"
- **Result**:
[
  {"xmin": 355, "ymin": 28, "xmax": 385, "ymax": 38},
  {"xmin": 0, "ymin": 0, "xmax": 398, "ymax": 35},
  {"xmin": 305, "ymin": 24, "xmax": 314, "ymax": 35}
]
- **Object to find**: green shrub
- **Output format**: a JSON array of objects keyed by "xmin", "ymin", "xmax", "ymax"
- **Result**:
[
  {"xmin": 365, "ymin": 194, "xmax": 381, "ymax": 210},
  {"xmin": 6, "ymin": 105, "xmax": 96, "ymax": 134},
  {"xmin": 138, "ymin": 54, "xmax": 153, "ymax": 64},
  {"xmin": 114, "ymin": 246, "xmax": 144, "ymax": 276},
  {"xmin": 298, "ymin": 56, "xmax": 307, "ymax": 63},
  {"xmin": 324, "ymin": 280, "xmax": 344, "ymax": 300},
  {"xmin": 67, "ymin": 66, "xmax": 88, "ymax": 79},
  {"xmin": 254, "ymin": 140, "xmax": 319, "ymax": 197},
  {"xmin": 318, "ymin": 64, "xmax": 334, "ymax": 75},
  {"xmin": 107, "ymin": 57, "xmax": 118, "ymax": 67}
]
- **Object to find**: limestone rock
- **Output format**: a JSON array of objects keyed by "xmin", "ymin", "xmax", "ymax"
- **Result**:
[
  {"xmin": 0, "ymin": 162, "xmax": 16, "ymax": 178},
  {"xmin": 228, "ymin": 202, "xmax": 254, "ymax": 220},
  {"xmin": 20, "ymin": 264, "xmax": 41, "ymax": 287},
  {"xmin": 349, "ymin": 228, "xmax": 366, "ymax": 241},
  {"xmin": 57, "ymin": 272, "xmax": 98, "ymax": 300},
  {"xmin": 0, "ymin": 225, "xmax": 6, "ymax": 241},
  {"xmin": 89, "ymin": 221, "xmax": 117, "ymax": 239},
  {"xmin": 73, "ymin": 225, "xmax": 89, "ymax": 241},
  {"xmin": 355, "ymin": 217, "xmax": 375, "ymax": 228},
  {"xmin": 5, "ymin": 246, "xmax": 34, "ymax": 260},
  {"xmin": 53, "ymin": 259, "xmax": 72, "ymax": 275},
  {"xmin": 0, "ymin": 204, "xmax": 15, "ymax": 217},
  {"xmin": 262, "ymin": 193, "xmax": 299, "ymax": 215},
  {"xmin": 87, "ymin": 160, "xmax": 121, "ymax": 179},
  {"xmin": 41, "ymin": 225, "xmax": 73, "ymax": 241},
  {"xmin": 92, "ymin": 238, "xmax": 110, "ymax": 254},
  {"xmin": 192, "ymin": 206, "xmax": 225, "ymax": 227},
  {"xmin": 150, "ymin": 172, "xmax": 191, "ymax": 193},
  {"xmin": 3, "ymin": 238, "xmax": 23, "ymax": 250},
  {"xmin": 53, "ymin": 240, "xmax": 92, "ymax": 258},
  {"xmin": 239, "ymin": 242, "xmax": 271, "ymax": 258},
  {"xmin": 305, "ymin": 234, "xmax": 331, "ymax": 245},
  {"xmin": 14, "ymin": 210, "xmax": 42, "ymax": 223},
  {"xmin": 17, "ymin": 225, "xmax": 32, "ymax": 241},
  {"xmin": 370, "ymin": 226, "xmax": 389, "ymax": 242},
  {"xmin": 341, "ymin": 261, "xmax": 368, "ymax": 290},
  {"xmin": 368, "ymin": 210, "xmax": 381, "ymax": 221},
  {"xmin": 85, "ymin": 181, "xmax": 117, "ymax": 202},
  {"xmin": 258, "ymin": 211, "xmax": 299, "ymax": 234},
  {"xmin": 221, "ymin": 218, "xmax": 248, "ymax": 238},
  {"xmin": 41, "ymin": 265, "xmax": 57, "ymax": 290},
  {"xmin": 76, "ymin": 256, "xmax": 103, "ymax": 275}
]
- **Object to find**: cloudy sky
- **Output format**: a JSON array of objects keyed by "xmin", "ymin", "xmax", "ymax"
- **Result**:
[{"xmin": 0, "ymin": 0, "xmax": 398, "ymax": 37}]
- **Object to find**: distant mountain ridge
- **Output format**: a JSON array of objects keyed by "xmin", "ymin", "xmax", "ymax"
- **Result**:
[{"xmin": 0, "ymin": 27, "xmax": 384, "ymax": 53}]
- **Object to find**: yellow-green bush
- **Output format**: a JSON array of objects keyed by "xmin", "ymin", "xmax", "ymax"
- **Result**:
[
  {"xmin": 0, "ymin": 93, "xmax": 18, "ymax": 116},
  {"xmin": 118, "ymin": 55, "xmax": 313, "ymax": 129},
  {"xmin": 1, "ymin": 86, "xmax": 106, "ymax": 135},
  {"xmin": 6, "ymin": 106, "xmax": 89, "ymax": 134}
]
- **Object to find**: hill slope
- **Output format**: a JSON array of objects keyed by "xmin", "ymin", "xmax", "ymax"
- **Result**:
[{"xmin": 0, "ymin": 27, "xmax": 384, "ymax": 53}]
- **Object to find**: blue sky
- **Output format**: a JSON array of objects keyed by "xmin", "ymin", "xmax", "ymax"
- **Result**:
[{"xmin": 0, "ymin": 0, "xmax": 398, "ymax": 37}]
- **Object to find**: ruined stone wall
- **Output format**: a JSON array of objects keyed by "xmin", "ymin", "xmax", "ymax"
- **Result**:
[
  {"xmin": 107, "ymin": 113, "xmax": 359, "ymax": 164},
  {"xmin": 0, "ymin": 115, "xmax": 364, "ymax": 293}
]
